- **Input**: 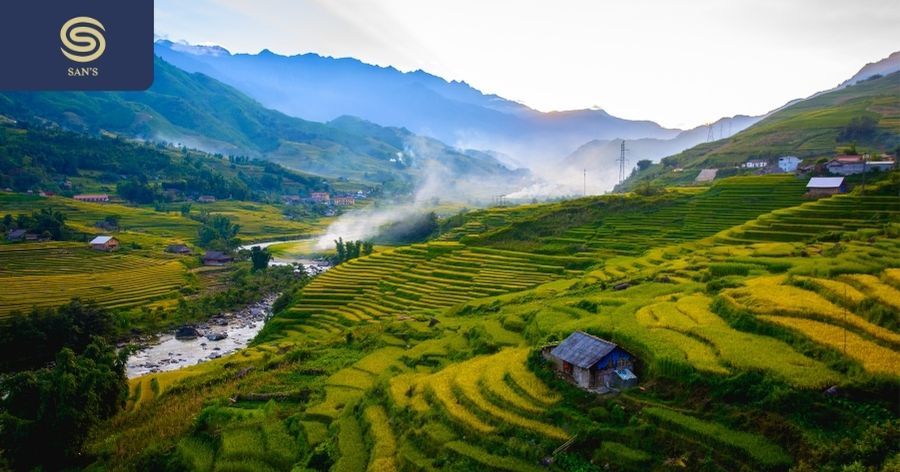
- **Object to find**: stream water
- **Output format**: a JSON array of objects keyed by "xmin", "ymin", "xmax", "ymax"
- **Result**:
[{"xmin": 125, "ymin": 240, "xmax": 331, "ymax": 378}]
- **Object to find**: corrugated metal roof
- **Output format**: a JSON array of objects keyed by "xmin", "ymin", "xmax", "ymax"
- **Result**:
[
  {"xmin": 807, "ymin": 177, "xmax": 844, "ymax": 188},
  {"xmin": 550, "ymin": 331, "xmax": 617, "ymax": 369},
  {"xmin": 90, "ymin": 236, "xmax": 114, "ymax": 244},
  {"xmin": 615, "ymin": 368, "xmax": 637, "ymax": 381}
]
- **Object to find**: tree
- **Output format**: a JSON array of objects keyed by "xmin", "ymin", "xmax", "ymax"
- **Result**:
[
  {"xmin": 250, "ymin": 246, "xmax": 272, "ymax": 272},
  {"xmin": 0, "ymin": 338, "xmax": 128, "ymax": 470},
  {"xmin": 636, "ymin": 159, "xmax": 653, "ymax": 171},
  {"xmin": 334, "ymin": 237, "xmax": 346, "ymax": 263},
  {"xmin": 837, "ymin": 116, "xmax": 878, "ymax": 143},
  {"xmin": 362, "ymin": 241, "xmax": 374, "ymax": 256},
  {"xmin": 117, "ymin": 177, "xmax": 160, "ymax": 204},
  {"xmin": 0, "ymin": 299, "xmax": 116, "ymax": 373},
  {"xmin": 197, "ymin": 215, "xmax": 240, "ymax": 249},
  {"xmin": 30, "ymin": 208, "xmax": 69, "ymax": 240}
]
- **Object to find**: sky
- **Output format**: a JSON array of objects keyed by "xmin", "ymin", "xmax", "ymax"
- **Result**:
[{"xmin": 155, "ymin": 0, "xmax": 899, "ymax": 129}]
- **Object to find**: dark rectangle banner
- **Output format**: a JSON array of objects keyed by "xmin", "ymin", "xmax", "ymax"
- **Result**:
[{"xmin": 0, "ymin": 0, "xmax": 154, "ymax": 90}]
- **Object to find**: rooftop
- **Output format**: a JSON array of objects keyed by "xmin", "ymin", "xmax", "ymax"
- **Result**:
[
  {"xmin": 807, "ymin": 177, "xmax": 845, "ymax": 188},
  {"xmin": 90, "ymin": 236, "xmax": 114, "ymax": 244},
  {"xmin": 550, "ymin": 331, "xmax": 618, "ymax": 369}
]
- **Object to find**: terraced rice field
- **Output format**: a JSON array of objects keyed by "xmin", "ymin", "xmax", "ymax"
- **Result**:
[
  {"xmin": 381, "ymin": 348, "xmax": 566, "ymax": 469},
  {"xmin": 722, "ymin": 271, "xmax": 900, "ymax": 376},
  {"xmin": 271, "ymin": 242, "xmax": 585, "ymax": 337},
  {"xmin": 0, "ymin": 242, "xmax": 187, "ymax": 316},
  {"xmin": 546, "ymin": 176, "xmax": 808, "ymax": 256},
  {"xmin": 721, "ymin": 194, "xmax": 900, "ymax": 244}
]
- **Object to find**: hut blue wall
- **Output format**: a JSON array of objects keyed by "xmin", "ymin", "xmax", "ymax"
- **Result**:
[{"xmin": 593, "ymin": 347, "xmax": 632, "ymax": 370}]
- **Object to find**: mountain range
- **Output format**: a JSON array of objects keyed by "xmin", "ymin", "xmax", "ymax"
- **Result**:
[
  {"xmin": 0, "ymin": 59, "xmax": 528, "ymax": 200},
  {"xmin": 154, "ymin": 41, "xmax": 732, "ymax": 165}
]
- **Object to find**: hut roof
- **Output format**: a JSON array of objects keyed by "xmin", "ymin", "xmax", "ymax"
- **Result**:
[
  {"xmin": 550, "ymin": 331, "xmax": 618, "ymax": 369},
  {"xmin": 90, "ymin": 236, "xmax": 114, "ymax": 245},
  {"xmin": 807, "ymin": 177, "xmax": 844, "ymax": 189}
]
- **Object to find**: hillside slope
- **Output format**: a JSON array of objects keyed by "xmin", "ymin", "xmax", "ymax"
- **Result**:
[
  {"xmin": 0, "ymin": 58, "xmax": 525, "ymax": 196},
  {"xmin": 0, "ymin": 121, "xmax": 329, "ymax": 200},
  {"xmin": 86, "ymin": 175, "xmax": 899, "ymax": 471},
  {"xmin": 620, "ymin": 72, "xmax": 900, "ymax": 189}
]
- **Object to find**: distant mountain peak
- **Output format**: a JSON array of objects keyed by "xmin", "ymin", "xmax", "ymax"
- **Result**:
[
  {"xmin": 839, "ymin": 50, "xmax": 900, "ymax": 88},
  {"xmin": 161, "ymin": 40, "xmax": 232, "ymax": 57}
]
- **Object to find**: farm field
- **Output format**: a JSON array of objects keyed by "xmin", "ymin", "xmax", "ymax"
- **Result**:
[
  {"xmin": 0, "ymin": 193, "xmax": 331, "ymax": 318},
  {"xmin": 0, "ymin": 241, "xmax": 189, "ymax": 316},
  {"xmin": 0, "ymin": 194, "xmax": 326, "ymax": 247},
  {"xmin": 446, "ymin": 175, "xmax": 810, "ymax": 257},
  {"xmin": 19, "ymin": 175, "xmax": 894, "ymax": 471}
]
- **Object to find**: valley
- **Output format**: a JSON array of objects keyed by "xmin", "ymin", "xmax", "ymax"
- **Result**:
[{"xmin": 0, "ymin": 16, "xmax": 897, "ymax": 472}]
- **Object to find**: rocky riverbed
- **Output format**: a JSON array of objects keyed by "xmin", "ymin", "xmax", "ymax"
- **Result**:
[{"xmin": 126, "ymin": 294, "xmax": 277, "ymax": 378}]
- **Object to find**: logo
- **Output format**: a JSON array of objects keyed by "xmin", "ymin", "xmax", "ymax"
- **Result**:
[
  {"xmin": 60, "ymin": 16, "xmax": 106, "ymax": 63},
  {"xmin": 1, "ymin": 0, "xmax": 153, "ymax": 91}
]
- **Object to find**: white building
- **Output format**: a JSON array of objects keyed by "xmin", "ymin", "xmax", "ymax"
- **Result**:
[
  {"xmin": 742, "ymin": 159, "xmax": 768, "ymax": 169},
  {"xmin": 778, "ymin": 156, "xmax": 801, "ymax": 173}
]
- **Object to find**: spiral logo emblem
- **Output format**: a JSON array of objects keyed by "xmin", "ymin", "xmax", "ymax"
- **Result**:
[{"xmin": 60, "ymin": 17, "xmax": 106, "ymax": 63}]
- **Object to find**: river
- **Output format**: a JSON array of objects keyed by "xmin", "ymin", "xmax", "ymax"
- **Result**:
[{"xmin": 126, "ymin": 239, "xmax": 331, "ymax": 378}]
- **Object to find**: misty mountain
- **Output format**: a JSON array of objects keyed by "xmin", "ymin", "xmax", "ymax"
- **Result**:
[
  {"xmin": 154, "ymin": 40, "xmax": 682, "ymax": 163},
  {"xmin": 839, "ymin": 51, "xmax": 900, "ymax": 88},
  {"xmin": 0, "ymin": 58, "xmax": 527, "ymax": 199},
  {"xmin": 562, "ymin": 115, "xmax": 761, "ymax": 185}
]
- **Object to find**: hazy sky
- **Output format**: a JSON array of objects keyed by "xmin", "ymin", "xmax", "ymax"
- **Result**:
[{"xmin": 155, "ymin": 0, "xmax": 898, "ymax": 129}]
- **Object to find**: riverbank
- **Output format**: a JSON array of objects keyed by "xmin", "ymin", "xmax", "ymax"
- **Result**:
[{"xmin": 126, "ymin": 294, "xmax": 278, "ymax": 378}]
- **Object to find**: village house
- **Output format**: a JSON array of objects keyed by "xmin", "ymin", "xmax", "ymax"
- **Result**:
[
  {"xmin": 333, "ymin": 196, "xmax": 356, "ymax": 206},
  {"xmin": 282, "ymin": 195, "xmax": 302, "ymax": 205},
  {"xmin": 742, "ymin": 159, "xmax": 768, "ymax": 169},
  {"xmin": 90, "ymin": 236, "xmax": 119, "ymax": 251},
  {"xmin": 6, "ymin": 229, "xmax": 27, "ymax": 242},
  {"xmin": 310, "ymin": 192, "xmax": 331, "ymax": 203},
  {"xmin": 825, "ymin": 155, "xmax": 865, "ymax": 175},
  {"xmin": 806, "ymin": 177, "xmax": 846, "ymax": 197},
  {"xmin": 197, "ymin": 195, "xmax": 217, "ymax": 203},
  {"xmin": 165, "ymin": 244, "xmax": 193, "ymax": 255},
  {"xmin": 202, "ymin": 250, "xmax": 234, "ymax": 266},
  {"xmin": 544, "ymin": 331, "xmax": 638, "ymax": 391},
  {"xmin": 74, "ymin": 194, "xmax": 110, "ymax": 203},
  {"xmin": 777, "ymin": 156, "xmax": 801, "ymax": 173},
  {"xmin": 866, "ymin": 159, "xmax": 897, "ymax": 172}
]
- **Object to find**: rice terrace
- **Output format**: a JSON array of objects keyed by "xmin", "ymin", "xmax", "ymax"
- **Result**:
[{"xmin": 0, "ymin": 2, "xmax": 899, "ymax": 471}]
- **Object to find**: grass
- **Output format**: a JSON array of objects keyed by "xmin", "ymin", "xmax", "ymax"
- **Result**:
[
  {"xmin": 723, "ymin": 277, "xmax": 900, "ymax": 346},
  {"xmin": 334, "ymin": 414, "xmax": 368, "ymax": 472},
  {"xmin": 444, "ymin": 441, "xmax": 544, "ymax": 472},
  {"xmin": 643, "ymin": 406, "xmax": 792, "ymax": 468},
  {"xmin": 759, "ymin": 316, "xmax": 900, "ymax": 376},
  {"xmin": 364, "ymin": 405, "xmax": 398, "ymax": 471},
  {"xmin": 77, "ymin": 176, "xmax": 900, "ymax": 471}
]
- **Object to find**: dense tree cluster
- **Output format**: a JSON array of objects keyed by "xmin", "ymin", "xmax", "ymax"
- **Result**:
[
  {"xmin": 0, "ymin": 208, "xmax": 70, "ymax": 240},
  {"xmin": 0, "ymin": 299, "xmax": 116, "ymax": 373},
  {"xmin": 196, "ymin": 213, "xmax": 241, "ymax": 250},
  {"xmin": 333, "ymin": 237, "xmax": 374, "ymax": 265},
  {"xmin": 0, "ymin": 301, "xmax": 126, "ymax": 469},
  {"xmin": 0, "ymin": 339, "xmax": 127, "ymax": 470},
  {"xmin": 837, "ymin": 116, "xmax": 879, "ymax": 143},
  {"xmin": 0, "ymin": 123, "xmax": 327, "ymax": 201},
  {"xmin": 249, "ymin": 245, "xmax": 273, "ymax": 271}
]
